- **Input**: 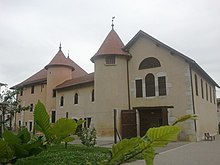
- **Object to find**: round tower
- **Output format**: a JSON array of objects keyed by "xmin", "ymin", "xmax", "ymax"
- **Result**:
[
  {"xmin": 45, "ymin": 44, "xmax": 74, "ymax": 113},
  {"xmin": 91, "ymin": 27, "xmax": 131, "ymax": 137}
]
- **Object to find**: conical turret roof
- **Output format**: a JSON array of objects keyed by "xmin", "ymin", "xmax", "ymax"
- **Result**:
[
  {"xmin": 91, "ymin": 29, "xmax": 130, "ymax": 62},
  {"xmin": 45, "ymin": 46, "xmax": 74, "ymax": 70}
]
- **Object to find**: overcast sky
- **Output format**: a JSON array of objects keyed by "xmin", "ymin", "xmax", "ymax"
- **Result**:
[{"xmin": 0, "ymin": 0, "xmax": 220, "ymax": 96}]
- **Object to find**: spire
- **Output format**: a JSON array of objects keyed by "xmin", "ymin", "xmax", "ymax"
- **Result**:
[
  {"xmin": 111, "ymin": 17, "xmax": 115, "ymax": 29},
  {"xmin": 90, "ymin": 27, "xmax": 130, "ymax": 62},
  {"xmin": 59, "ymin": 42, "xmax": 62, "ymax": 51}
]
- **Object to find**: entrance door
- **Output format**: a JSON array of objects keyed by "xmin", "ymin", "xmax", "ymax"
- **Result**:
[
  {"xmin": 121, "ymin": 110, "xmax": 137, "ymax": 139},
  {"xmin": 138, "ymin": 108, "xmax": 168, "ymax": 137}
]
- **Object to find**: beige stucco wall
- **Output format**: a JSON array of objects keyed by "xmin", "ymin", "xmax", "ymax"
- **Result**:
[
  {"xmin": 94, "ymin": 56, "xmax": 129, "ymax": 136},
  {"xmin": 127, "ymin": 36, "xmax": 196, "ymax": 140},
  {"xmin": 16, "ymin": 83, "xmax": 46, "ymax": 131},
  {"xmin": 191, "ymin": 69, "xmax": 218, "ymax": 140},
  {"xmin": 56, "ymin": 83, "xmax": 95, "ymax": 122},
  {"xmin": 46, "ymin": 66, "xmax": 73, "ymax": 113}
]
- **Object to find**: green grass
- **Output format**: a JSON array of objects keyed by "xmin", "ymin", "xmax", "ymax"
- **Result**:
[
  {"xmin": 15, "ymin": 143, "xmax": 143, "ymax": 165},
  {"xmin": 15, "ymin": 144, "xmax": 111, "ymax": 165}
]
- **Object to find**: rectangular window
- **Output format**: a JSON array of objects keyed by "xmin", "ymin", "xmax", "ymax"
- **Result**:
[
  {"xmin": 20, "ymin": 89, "xmax": 23, "ymax": 96},
  {"xmin": 135, "ymin": 79, "xmax": 143, "ymax": 98},
  {"xmin": 210, "ymin": 86, "xmax": 212, "ymax": 103},
  {"xmin": 51, "ymin": 111, "xmax": 56, "ymax": 123},
  {"xmin": 53, "ymin": 90, "xmax": 56, "ymax": 97},
  {"xmin": 84, "ymin": 117, "xmax": 92, "ymax": 128},
  {"xmin": 66, "ymin": 112, "xmax": 69, "ymax": 118},
  {"xmin": 29, "ymin": 121, "xmax": 33, "ymax": 132},
  {"xmin": 195, "ymin": 74, "xmax": 198, "ymax": 96},
  {"xmin": 106, "ymin": 56, "xmax": 115, "ymax": 65},
  {"xmin": 206, "ymin": 83, "xmax": 208, "ymax": 101},
  {"xmin": 30, "ymin": 104, "xmax": 33, "ymax": 112},
  {"xmin": 41, "ymin": 84, "xmax": 44, "ymax": 92},
  {"xmin": 201, "ymin": 79, "xmax": 204, "ymax": 99},
  {"xmin": 213, "ymin": 89, "xmax": 216, "ymax": 104},
  {"xmin": 31, "ymin": 86, "xmax": 35, "ymax": 94},
  {"xmin": 158, "ymin": 76, "xmax": 167, "ymax": 96},
  {"xmin": 18, "ymin": 120, "xmax": 21, "ymax": 127}
]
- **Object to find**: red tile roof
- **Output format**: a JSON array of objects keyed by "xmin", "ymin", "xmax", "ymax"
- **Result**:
[
  {"xmin": 45, "ymin": 49, "xmax": 74, "ymax": 70},
  {"xmin": 67, "ymin": 57, "xmax": 88, "ymax": 78},
  {"xmin": 91, "ymin": 29, "xmax": 130, "ymax": 62},
  {"xmin": 11, "ymin": 68, "xmax": 47, "ymax": 89},
  {"xmin": 12, "ymin": 48, "xmax": 88, "ymax": 89},
  {"xmin": 55, "ymin": 73, "xmax": 94, "ymax": 90}
]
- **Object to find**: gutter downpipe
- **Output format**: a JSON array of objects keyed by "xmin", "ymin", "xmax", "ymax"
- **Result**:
[{"xmin": 126, "ymin": 58, "xmax": 131, "ymax": 110}]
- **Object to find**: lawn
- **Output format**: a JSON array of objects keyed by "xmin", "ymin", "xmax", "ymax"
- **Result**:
[{"xmin": 15, "ymin": 144, "xmax": 111, "ymax": 165}]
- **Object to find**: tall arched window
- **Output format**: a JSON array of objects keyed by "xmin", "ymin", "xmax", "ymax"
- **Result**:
[
  {"xmin": 91, "ymin": 89, "xmax": 95, "ymax": 102},
  {"xmin": 145, "ymin": 73, "xmax": 155, "ymax": 97},
  {"xmin": 60, "ymin": 96, "xmax": 64, "ymax": 106},
  {"xmin": 139, "ymin": 57, "xmax": 161, "ymax": 70},
  {"xmin": 74, "ymin": 93, "xmax": 78, "ymax": 104}
]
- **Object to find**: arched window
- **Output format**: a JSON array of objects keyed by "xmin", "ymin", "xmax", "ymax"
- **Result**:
[
  {"xmin": 145, "ymin": 73, "xmax": 155, "ymax": 97},
  {"xmin": 74, "ymin": 93, "xmax": 78, "ymax": 104},
  {"xmin": 139, "ymin": 57, "xmax": 161, "ymax": 70},
  {"xmin": 91, "ymin": 89, "xmax": 95, "ymax": 102},
  {"xmin": 60, "ymin": 96, "xmax": 64, "ymax": 106}
]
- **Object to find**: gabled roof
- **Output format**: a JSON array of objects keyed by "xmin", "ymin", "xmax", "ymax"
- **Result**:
[
  {"xmin": 55, "ymin": 73, "xmax": 94, "ymax": 90},
  {"xmin": 11, "ymin": 68, "xmax": 47, "ymax": 89},
  {"xmin": 124, "ymin": 30, "xmax": 219, "ymax": 88},
  {"xmin": 45, "ymin": 48, "xmax": 74, "ymax": 70},
  {"xmin": 91, "ymin": 29, "xmax": 130, "ymax": 62}
]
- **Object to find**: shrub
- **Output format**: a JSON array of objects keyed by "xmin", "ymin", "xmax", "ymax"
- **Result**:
[{"xmin": 78, "ymin": 127, "xmax": 97, "ymax": 147}]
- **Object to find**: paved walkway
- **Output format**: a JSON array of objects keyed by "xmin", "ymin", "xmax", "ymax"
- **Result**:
[{"xmin": 126, "ymin": 135, "xmax": 220, "ymax": 165}]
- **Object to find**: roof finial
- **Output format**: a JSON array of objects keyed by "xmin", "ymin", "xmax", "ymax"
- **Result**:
[
  {"xmin": 59, "ymin": 42, "xmax": 62, "ymax": 51},
  {"xmin": 67, "ymin": 50, "xmax": 69, "ymax": 58},
  {"xmin": 111, "ymin": 16, "xmax": 115, "ymax": 29}
]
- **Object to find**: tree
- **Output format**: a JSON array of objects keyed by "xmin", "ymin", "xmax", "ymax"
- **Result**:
[{"xmin": 0, "ymin": 88, "xmax": 29, "ymax": 136}]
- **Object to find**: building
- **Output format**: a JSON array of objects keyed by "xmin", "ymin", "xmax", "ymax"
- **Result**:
[
  {"xmin": 12, "ymin": 26, "xmax": 219, "ymax": 141},
  {"xmin": 217, "ymin": 98, "xmax": 220, "ymax": 124}
]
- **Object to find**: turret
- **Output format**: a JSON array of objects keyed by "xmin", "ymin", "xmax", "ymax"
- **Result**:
[
  {"xmin": 91, "ymin": 26, "xmax": 131, "ymax": 137},
  {"xmin": 45, "ymin": 44, "xmax": 74, "ymax": 113}
]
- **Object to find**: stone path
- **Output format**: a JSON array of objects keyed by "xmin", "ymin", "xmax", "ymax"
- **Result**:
[{"xmin": 126, "ymin": 135, "xmax": 220, "ymax": 165}]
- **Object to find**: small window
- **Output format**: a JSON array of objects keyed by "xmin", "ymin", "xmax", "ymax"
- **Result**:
[
  {"xmin": 106, "ymin": 56, "xmax": 115, "ymax": 65},
  {"xmin": 51, "ymin": 111, "xmax": 56, "ymax": 123},
  {"xmin": 20, "ymin": 89, "xmax": 23, "ymax": 96},
  {"xmin": 135, "ymin": 79, "xmax": 143, "ymax": 98},
  {"xmin": 210, "ymin": 86, "xmax": 212, "ymax": 103},
  {"xmin": 41, "ymin": 84, "xmax": 44, "ymax": 92},
  {"xmin": 29, "ymin": 121, "xmax": 33, "ymax": 132},
  {"xmin": 18, "ymin": 105, "xmax": 21, "ymax": 113},
  {"xmin": 60, "ymin": 96, "xmax": 64, "ymax": 106},
  {"xmin": 206, "ymin": 83, "xmax": 208, "ymax": 101},
  {"xmin": 91, "ymin": 89, "xmax": 95, "ymax": 102},
  {"xmin": 145, "ymin": 73, "xmax": 155, "ymax": 97},
  {"xmin": 53, "ymin": 90, "xmax": 56, "ymax": 97},
  {"xmin": 139, "ymin": 57, "xmax": 161, "ymax": 70},
  {"xmin": 84, "ymin": 117, "xmax": 92, "ymax": 128},
  {"xmin": 158, "ymin": 76, "xmax": 166, "ymax": 96},
  {"xmin": 18, "ymin": 120, "xmax": 21, "ymax": 128},
  {"xmin": 31, "ymin": 86, "xmax": 35, "ymax": 94},
  {"xmin": 213, "ymin": 89, "xmax": 216, "ymax": 104},
  {"xmin": 74, "ymin": 93, "xmax": 78, "ymax": 104},
  {"xmin": 201, "ymin": 79, "xmax": 204, "ymax": 99},
  {"xmin": 66, "ymin": 112, "xmax": 69, "ymax": 118},
  {"xmin": 30, "ymin": 104, "xmax": 33, "ymax": 112},
  {"xmin": 195, "ymin": 74, "xmax": 198, "ymax": 96}
]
